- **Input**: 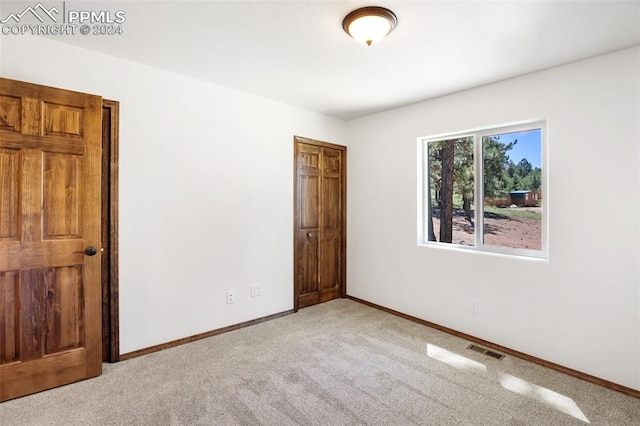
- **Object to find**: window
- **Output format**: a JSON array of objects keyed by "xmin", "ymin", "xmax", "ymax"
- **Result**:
[{"xmin": 418, "ymin": 121, "xmax": 546, "ymax": 258}]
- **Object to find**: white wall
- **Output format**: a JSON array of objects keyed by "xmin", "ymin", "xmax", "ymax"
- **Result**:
[
  {"xmin": 0, "ymin": 35, "xmax": 347, "ymax": 354},
  {"xmin": 2, "ymin": 34, "xmax": 638, "ymax": 392},
  {"xmin": 346, "ymin": 47, "xmax": 640, "ymax": 390}
]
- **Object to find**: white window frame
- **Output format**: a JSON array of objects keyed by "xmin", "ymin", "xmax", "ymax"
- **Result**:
[{"xmin": 417, "ymin": 119, "xmax": 548, "ymax": 259}]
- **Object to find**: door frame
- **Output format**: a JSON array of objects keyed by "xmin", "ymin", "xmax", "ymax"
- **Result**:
[
  {"xmin": 293, "ymin": 136, "xmax": 347, "ymax": 312},
  {"xmin": 102, "ymin": 100, "xmax": 120, "ymax": 362}
]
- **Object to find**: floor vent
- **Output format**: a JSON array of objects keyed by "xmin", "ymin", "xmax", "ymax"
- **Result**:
[{"xmin": 467, "ymin": 344, "xmax": 505, "ymax": 360}]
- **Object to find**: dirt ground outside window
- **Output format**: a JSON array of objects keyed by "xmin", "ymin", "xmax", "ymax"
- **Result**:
[{"xmin": 431, "ymin": 207, "xmax": 542, "ymax": 251}]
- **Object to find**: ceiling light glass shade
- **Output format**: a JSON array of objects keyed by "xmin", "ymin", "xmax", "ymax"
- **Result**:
[{"xmin": 342, "ymin": 7, "xmax": 397, "ymax": 46}]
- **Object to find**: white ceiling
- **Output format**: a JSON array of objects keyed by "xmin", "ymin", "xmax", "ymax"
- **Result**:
[{"xmin": 36, "ymin": 1, "xmax": 640, "ymax": 119}]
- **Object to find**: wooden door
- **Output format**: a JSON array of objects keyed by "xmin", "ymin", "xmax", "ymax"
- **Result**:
[
  {"xmin": 0, "ymin": 78, "xmax": 103, "ymax": 401},
  {"xmin": 294, "ymin": 136, "xmax": 346, "ymax": 311}
]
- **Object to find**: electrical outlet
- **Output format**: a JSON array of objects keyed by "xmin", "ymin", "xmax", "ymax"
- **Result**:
[
  {"xmin": 470, "ymin": 299, "xmax": 479, "ymax": 314},
  {"xmin": 250, "ymin": 284, "xmax": 262, "ymax": 298},
  {"xmin": 226, "ymin": 290, "xmax": 236, "ymax": 304}
]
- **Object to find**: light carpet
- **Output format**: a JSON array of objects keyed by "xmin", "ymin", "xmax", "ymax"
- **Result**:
[{"xmin": 1, "ymin": 299, "xmax": 639, "ymax": 425}]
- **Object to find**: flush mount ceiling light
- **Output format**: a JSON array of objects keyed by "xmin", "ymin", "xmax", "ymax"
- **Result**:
[{"xmin": 342, "ymin": 6, "xmax": 397, "ymax": 46}]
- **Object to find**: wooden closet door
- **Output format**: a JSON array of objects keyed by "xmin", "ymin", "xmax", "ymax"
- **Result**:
[
  {"xmin": 0, "ymin": 78, "xmax": 103, "ymax": 401},
  {"xmin": 317, "ymin": 147, "xmax": 342, "ymax": 302},
  {"xmin": 294, "ymin": 137, "xmax": 346, "ymax": 311}
]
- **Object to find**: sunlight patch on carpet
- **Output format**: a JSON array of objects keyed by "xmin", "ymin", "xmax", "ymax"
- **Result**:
[
  {"xmin": 500, "ymin": 373, "xmax": 590, "ymax": 423},
  {"xmin": 426, "ymin": 344, "xmax": 487, "ymax": 374}
]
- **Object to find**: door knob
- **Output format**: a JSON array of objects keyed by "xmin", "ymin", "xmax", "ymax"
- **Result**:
[
  {"xmin": 307, "ymin": 232, "xmax": 313, "ymax": 238},
  {"xmin": 74, "ymin": 246, "xmax": 98, "ymax": 256}
]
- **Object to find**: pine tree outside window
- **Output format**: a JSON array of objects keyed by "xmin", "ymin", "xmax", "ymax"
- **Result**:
[{"xmin": 418, "ymin": 121, "xmax": 547, "ymax": 258}]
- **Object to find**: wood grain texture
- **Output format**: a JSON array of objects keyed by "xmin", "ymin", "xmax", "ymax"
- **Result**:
[
  {"xmin": 0, "ymin": 95, "xmax": 22, "ymax": 132},
  {"xmin": 19, "ymin": 149, "xmax": 42, "ymax": 243},
  {"xmin": 0, "ymin": 149, "xmax": 19, "ymax": 240},
  {"xmin": 293, "ymin": 136, "xmax": 346, "ymax": 311},
  {"xmin": 43, "ymin": 266, "xmax": 84, "ymax": 354},
  {"xmin": 0, "ymin": 271, "xmax": 19, "ymax": 363},
  {"xmin": 0, "ymin": 348, "xmax": 87, "ymax": 401},
  {"xmin": 21, "ymin": 98, "xmax": 41, "ymax": 136},
  {"xmin": 43, "ymin": 153, "xmax": 83, "ymax": 239},
  {"xmin": 0, "ymin": 78, "xmax": 102, "ymax": 402},
  {"xmin": 101, "ymin": 100, "xmax": 120, "ymax": 363},
  {"xmin": 43, "ymin": 102, "xmax": 83, "ymax": 138}
]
